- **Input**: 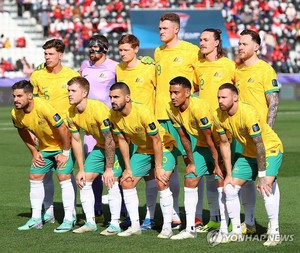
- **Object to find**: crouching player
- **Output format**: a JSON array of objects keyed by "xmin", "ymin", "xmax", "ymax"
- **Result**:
[
  {"xmin": 109, "ymin": 82, "xmax": 177, "ymax": 238},
  {"xmin": 12, "ymin": 80, "xmax": 75, "ymax": 233},
  {"xmin": 166, "ymin": 76, "xmax": 224, "ymax": 240},
  {"xmin": 66, "ymin": 77, "xmax": 122, "ymax": 235},
  {"xmin": 213, "ymin": 83, "xmax": 283, "ymax": 246}
]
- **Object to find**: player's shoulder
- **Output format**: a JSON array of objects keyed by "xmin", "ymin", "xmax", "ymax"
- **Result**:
[
  {"xmin": 180, "ymin": 40, "xmax": 199, "ymax": 50},
  {"xmin": 62, "ymin": 66, "xmax": 80, "ymax": 76}
]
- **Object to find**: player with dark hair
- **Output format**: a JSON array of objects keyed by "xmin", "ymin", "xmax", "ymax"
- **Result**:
[
  {"xmin": 12, "ymin": 80, "xmax": 75, "ymax": 233},
  {"xmin": 30, "ymin": 38, "xmax": 79, "ymax": 225},
  {"xmin": 194, "ymin": 28, "xmax": 236, "ymax": 233},
  {"xmin": 79, "ymin": 34, "xmax": 121, "ymax": 225},
  {"xmin": 110, "ymin": 82, "xmax": 177, "ymax": 239},
  {"xmin": 166, "ymin": 76, "xmax": 221, "ymax": 240}
]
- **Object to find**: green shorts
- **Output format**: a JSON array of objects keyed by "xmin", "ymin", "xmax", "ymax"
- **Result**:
[
  {"xmin": 232, "ymin": 152, "xmax": 283, "ymax": 181},
  {"xmin": 30, "ymin": 150, "xmax": 74, "ymax": 175},
  {"xmin": 231, "ymin": 138, "xmax": 244, "ymax": 164},
  {"xmin": 185, "ymin": 146, "xmax": 215, "ymax": 178},
  {"xmin": 159, "ymin": 120, "xmax": 192, "ymax": 156},
  {"xmin": 130, "ymin": 149, "xmax": 176, "ymax": 177},
  {"xmin": 84, "ymin": 146, "xmax": 123, "ymax": 177}
]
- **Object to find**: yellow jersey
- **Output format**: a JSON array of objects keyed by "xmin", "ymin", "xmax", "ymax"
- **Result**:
[
  {"xmin": 235, "ymin": 60, "xmax": 279, "ymax": 121},
  {"xmin": 66, "ymin": 99, "xmax": 111, "ymax": 149},
  {"xmin": 116, "ymin": 61, "xmax": 156, "ymax": 113},
  {"xmin": 110, "ymin": 102, "xmax": 176, "ymax": 154},
  {"xmin": 11, "ymin": 97, "xmax": 65, "ymax": 151},
  {"xmin": 194, "ymin": 57, "xmax": 236, "ymax": 110},
  {"xmin": 213, "ymin": 102, "xmax": 283, "ymax": 158},
  {"xmin": 30, "ymin": 66, "xmax": 80, "ymax": 119},
  {"xmin": 154, "ymin": 40, "xmax": 200, "ymax": 120},
  {"xmin": 166, "ymin": 96, "xmax": 213, "ymax": 147}
]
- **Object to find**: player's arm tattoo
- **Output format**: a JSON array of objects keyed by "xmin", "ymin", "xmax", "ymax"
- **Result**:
[
  {"xmin": 177, "ymin": 128, "xmax": 194, "ymax": 164},
  {"xmin": 266, "ymin": 92, "xmax": 279, "ymax": 129},
  {"xmin": 252, "ymin": 135, "xmax": 266, "ymax": 172},
  {"xmin": 103, "ymin": 130, "xmax": 116, "ymax": 169}
]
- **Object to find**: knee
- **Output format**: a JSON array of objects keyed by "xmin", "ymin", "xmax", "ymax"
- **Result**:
[
  {"xmin": 57, "ymin": 174, "xmax": 71, "ymax": 182},
  {"xmin": 225, "ymin": 184, "xmax": 240, "ymax": 201}
]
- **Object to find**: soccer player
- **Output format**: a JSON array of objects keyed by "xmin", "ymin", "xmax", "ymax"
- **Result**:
[
  {"xmin": 79, "ymin": 34, "xmax": 122, "ymax": 224},
  {"xmin": 109, "ymin": 82, "xmax": 177, "ymax": 238},
  {"xmin": 30, "ymin": 39, "xmax": 79, "ymax": 223},
  {"xmin": 66, "ymin": 76, "xmax": 122, "ymax": 235},
  {"xmin": 12, "ymin": 80, "xmax": 75, "ymax": 233},
  {"xmin": 166, "ymin": 76, "xmax": 222, "ymax": 240},
  {"xmin": 117, "ymin": 34, "xmax": 157, "ymax": 230},
  {"xmin": 155, "ymin": 12, "xmax": 200, "ymax": 227},
  {"xmin": 213, "ymin": 83, "xmax": 283, "ymax": 246},
  {"xmin": 193, "ymin": 28, "xmax": 237, "ymax": 233},
  {"xmin": 235, "ymin": 29, "xmax": 280, "ymax": 234}
]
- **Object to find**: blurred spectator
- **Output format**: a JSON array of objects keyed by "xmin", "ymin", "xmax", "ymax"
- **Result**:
[
  {"xmin": 39, "ymin": 9, "xmax": 50, "ymax": 38},
  {"xmin": 3, "ymin": 38, "xmax": 12, "ymax": 48},
  {"xmin": 15, "ymin": 36, "xmax": 26, "ymax": 48}
]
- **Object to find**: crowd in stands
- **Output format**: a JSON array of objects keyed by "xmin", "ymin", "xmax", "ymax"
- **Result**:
[{"xmin": 5, "ymin": 0, "xmax": 300, "ymax": 74}]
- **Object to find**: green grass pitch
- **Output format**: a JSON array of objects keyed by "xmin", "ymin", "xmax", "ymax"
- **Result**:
[{"xmin": 0, "ymin": 101, "xmax": 299, "ymax": 252}]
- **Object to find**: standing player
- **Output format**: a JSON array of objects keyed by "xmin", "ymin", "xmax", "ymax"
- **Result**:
[
  {"xmin": 213, "ymin": 83, "xmax": 283, "ymax": 246},
  {"xmin": 194, "ymin": 28, "xmax": 236, "ymax": 233},
  {"xmin": 79, "ymin": 34, "xmax": 121, "ymax": 224},
  {"xmin": 155, "ymin": 12, "xmax": 200, "ymax": 227},
  {"xmin": 30, "ymin": 39, "xmax": 79, "ymax": 223},
  {"xmin": 110, "ymin": 82, "xmax": 177, "ymax": 238},
  {"xmin": 117, "ymin": 34, "xmax": 157, "ymax": 230},
  {"xmin": 12, "ymin": 80, "xmax": 75, "ymax": 233},
  {"xmin": 66, "ymin": 77, "xmax": 122, "ymax": 235},
  {"xmin": 166, "ymin": 76, "xmax": 222, "ymax": 240},
  {"xmin": 235, "ymin": 29, "xmax": 280, "ymax": 234}
]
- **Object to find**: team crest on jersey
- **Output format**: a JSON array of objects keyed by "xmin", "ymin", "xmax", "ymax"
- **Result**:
[
  {"xmin": 99, "ymin": 73, "xmax": 106, "ymax": 78},
  {"xmin": 103, "ymin": 119, "xmax": 110, "ymax": 126},
  {"xmin": 200, "ymin": 117, "xmax": 209, "ymax": 125},
  {"xmin": 173, "ymin": 57, "xmax": 183, "ymax": 63},
  {"xmin": 53, "ymin": 113, "xmax": 61, "ymax": 122},
  {"xmin": 272, "ymin": 79, "xmax": 278, "ymax": 87},
  {"xmin": 149, "ymin": 122, "xmax": 156, "ymax": 130},
  {"xmin": 252, "ymin": 123, "xmax": 260, "ymax": 132},
  {"xmin": 135, "ymin": 78, "xmax": 143, "ymax": 83},
  {"xmin": 214, "ymin": 72, "xmax": 222, "ymax": 77},
  {"xmin": 247, "ymin": 78, "xmax": 255, "ymax": 83}
]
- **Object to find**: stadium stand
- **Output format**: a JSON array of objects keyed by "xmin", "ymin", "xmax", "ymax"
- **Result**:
[{"xmin": 1, "ymin": 0, "xmax": 300, "ymax": 74}]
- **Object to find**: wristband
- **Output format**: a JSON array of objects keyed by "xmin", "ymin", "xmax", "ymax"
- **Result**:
[
  {"xmin": 258, "ymin": 170, "xmax": 266, "ymax": 177},
  {"xmin": 62, "ymin": 149, "xmax": 70, "ymax": 157}
]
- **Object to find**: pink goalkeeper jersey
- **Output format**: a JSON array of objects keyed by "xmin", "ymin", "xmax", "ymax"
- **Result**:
[{"xmin": 81, "ymin": 58, "xmax": 118, "ymax": 107}]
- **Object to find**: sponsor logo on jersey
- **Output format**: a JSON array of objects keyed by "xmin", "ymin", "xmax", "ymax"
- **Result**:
[
  {"xmin": 53, "ymin": 113, "xmax": 61, "ymax": 122},
  {"xmin": 103, "ymin": 119, "xmax": 110, "ymax": 126},
  {"xmin": 272, "ymin": 79, "xmax": 278, "ymax": 87},
  {"xmin": 149, "ymin": 122, "xmax": 156, "ymax": 130},
  {"xmin": 214, "ymin": 72, "xmax": 222, "ymax": 77},
  {"xmin": 99, "ymin": 73, "xmax": 106, "ymax": 78},
  {"xmin": 247, "ymin": 78, "xmax": 255, "ymax": 83},
  {"xmin": 200, "ymin": 117, "xmax": 209, "ymax": 125},
  {"xmin": 252, "ymin": 123, "xmax": 260, "ymax": 132},
  {"xmin": 62, "ymin": 83, "xmax": 67, "ymax": 88}
]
